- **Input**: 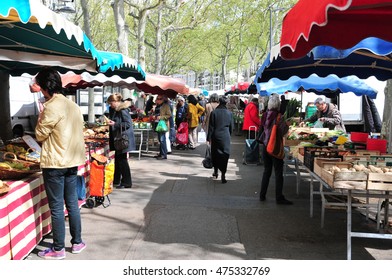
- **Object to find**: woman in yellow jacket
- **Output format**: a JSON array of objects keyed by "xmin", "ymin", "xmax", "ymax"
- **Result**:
[{"xmin": 187, "ymin": 94, "xmax": 205, "ymax": 149}]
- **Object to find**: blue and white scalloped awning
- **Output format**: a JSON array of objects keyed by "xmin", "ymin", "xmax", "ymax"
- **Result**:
[
  {"xmin": 257, "ymin": 74, "xmax": 377, "ymax": 98},
  {"xmin": 255, "ymin": 38, "xmax": 392, "ymax": 85}
]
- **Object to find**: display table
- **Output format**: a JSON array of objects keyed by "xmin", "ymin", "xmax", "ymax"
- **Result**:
[
  {"xmin": 294, "ymin": 157, "xmax": 392, "ymax": 260},
  {"xmin": 0, "ymin": 174, "xmax": 51, "ymax": 260},
  {"xmin": 0, "ymin": 142, "xmax": 114, "ymax": 260},
  {"xmin": 134, "ymin": 128, "xmax": 155, "ymax": 152}
]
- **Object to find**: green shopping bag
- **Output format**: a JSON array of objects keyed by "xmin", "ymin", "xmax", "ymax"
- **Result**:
[{"xmin": 155, "ymin": 119, "xmax": 168, "ymax": 132}]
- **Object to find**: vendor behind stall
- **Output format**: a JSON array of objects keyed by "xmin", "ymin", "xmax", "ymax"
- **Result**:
[{"xmin": 300, "ymin": 97, "xmax": 346, "ymax": 133}]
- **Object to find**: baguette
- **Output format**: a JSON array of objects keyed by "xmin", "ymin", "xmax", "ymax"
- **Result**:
[{"xmin": 103, "ymin": 115, "xmax": 110, "ymax": 123}]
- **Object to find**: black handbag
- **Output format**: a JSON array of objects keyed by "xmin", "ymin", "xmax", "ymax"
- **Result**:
[
  {"xmin": 202, "ymin": 144, "xmax": 213, "ymax": 169},
  {"xmin": 113, "ymin": 123, "xmax": 129, "ymax": 151}
]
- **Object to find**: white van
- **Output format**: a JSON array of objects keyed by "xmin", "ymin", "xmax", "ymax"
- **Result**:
[{"xmin": 9, "ymin": 75, "xmax": 42, "ymax": 137}]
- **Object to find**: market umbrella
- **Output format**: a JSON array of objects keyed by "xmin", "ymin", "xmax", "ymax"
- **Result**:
[
  {"xmin": 279, "ymin": 0, "xmax": 392, "ymax": 60},
  {"xmin": 225, "ymin": 82, "xmax": 251, "ymax": 95},
  {"xmin": 255, "ymin": 38, "xmax": 392, "ymax": 83},
  {"xmin": 257, "ymin": 73, "xmax": 378, "ymax": 98}
]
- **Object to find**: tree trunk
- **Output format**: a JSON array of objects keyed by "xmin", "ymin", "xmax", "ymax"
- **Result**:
[
  {"xmin": 0, "ymin": 71, "xmax": 13, "ymax": 141},
  {"xmin": 112, "ymin": 0, "xmax": 129, "ymax": 55},
  {"xmin": 221, "ymin": 55, "xmax": 227, "ymax": 89},
  {"xmin": 137, "ymin": 9, "xmax": 148, "ymax": 70},
  {"xmin": 112, "ymin": 0, "xmax": 131, "ymax": 99},
  {"xmin": 155, "ymin": 4, "xmax": 164, "ymax": 74},
  {"xmin": 80, "ymin": 0, "xmax": 96, "ymax": 123},
  {"xmin": 80, "ymin": 0, "xmax": 91, "ymax": 37}
]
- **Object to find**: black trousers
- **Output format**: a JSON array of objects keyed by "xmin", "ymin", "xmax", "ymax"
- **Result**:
[
  {"xmin": 260, "ymin": 145, "xmax": 285, "ymax": 201},
  {"xmin": 114, "ymin": 151, "xmax": 132, "ymax": 187}
]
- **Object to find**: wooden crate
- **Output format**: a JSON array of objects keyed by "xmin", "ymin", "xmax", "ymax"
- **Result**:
[
  {"xmin": 297, "ymin": 153, "xmax": 304, "ymax": 163},
  {"xmin": 313, "ymin": 158, "xmax": 342, "ymax": 177},
  {"xmin": 304, "ymin": 149, "xmax": 344, "ymax": 171},
  {"xmin": 369, "ymin": 155, "xmax": 392, "ymax": 166},
  {"xmin": 343, "ymin": 155, "xmax": 371, "ymax": 162},
  {"xmin": 284, "ymin": 139, "xmax": 318, "ymax": 147},
  {"xmin": 367, "ymin": 173, "xmax": 392, "ymax": 191},
  {"xmin": 352, "ymin": 150, "xmax": 380, "ymax": 156},
  {"xmin": 321, "ymin": 162, "xmax": 367, "ymax": 190},
  {"xmin": 355, "ymin": 160, "xmax": 392, "ymax": 167}
]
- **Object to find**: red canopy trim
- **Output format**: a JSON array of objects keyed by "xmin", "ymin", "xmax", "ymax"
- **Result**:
[{"xmin": 279, "ymin": 0, "xmax": 392, "ymax": 59}]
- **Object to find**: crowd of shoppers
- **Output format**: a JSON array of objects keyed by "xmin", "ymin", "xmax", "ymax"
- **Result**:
[{"xmin": 33, "ymin": 81, "xmax": 298, "ymax": 260}]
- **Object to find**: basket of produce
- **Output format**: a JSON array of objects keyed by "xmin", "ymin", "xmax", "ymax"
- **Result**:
[
  {"xmin": 0, "ymin": 179, "xmax": 10, "ymax": 195},
  {"xmin": 16, "ymin": 148, "xmax": 40, "ymax": 163},
  {"xmin": 0, "ymin": 152, "xmax": 41, "ymax": 180}
]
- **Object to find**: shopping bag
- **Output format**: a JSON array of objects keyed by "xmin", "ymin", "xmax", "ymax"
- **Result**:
[
  {"xmin": 76, "ymin": 175, "xmax": 86, "ymax": 200},
  {"xmin": 113, "ymin": 125, "xmax": 129, "ymax": 150},
  {"xmin": 198, "ymin": 129, "xmax": 207, "ymax": 143},
  {"xmin": 266, "ymin": 114, "xmax": 285, "ymax": 159},
  {"xmin": 155, "ymin": 119, "xmax": 168, "ymax": 132},
  {"xmin": 202, "ymin": 144, "xmax": 213, "ymax": 169}
]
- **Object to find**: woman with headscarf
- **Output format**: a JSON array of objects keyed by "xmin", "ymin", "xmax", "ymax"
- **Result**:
[
  {"xmin": 207, "ymin": 96, "xmax": 234, "ymax": 184},
  {"xmin": 258, "ymin": 94, "xmax": 292, "ymax": 205}
]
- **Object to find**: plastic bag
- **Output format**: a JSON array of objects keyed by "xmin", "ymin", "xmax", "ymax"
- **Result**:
[
  {"xmin": 198, "ymin": 129, "xmax": 207, "ymax": 143},
  {"xmin": 314, "ymin": 120, "xmax": 324, "ymax": 128},
  {"xmin": 155, "ymin": 119, "xmax": 168, "ymax": 132}
]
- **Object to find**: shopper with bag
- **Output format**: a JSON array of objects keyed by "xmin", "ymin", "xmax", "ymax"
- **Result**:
[
  {"xmin": 258, "ymin": 94, "xmax": 292, "ymax": 205},
  {"xmin": 187, "ymin": 94, "xmax": 205, "ymax": 150},
  {"xmin": 107, "ymin": 93, "xmax": 136, "ymax": 189},
  {"xmin": 207, "ymin": 96, "xmax": 233, "ymax": 184},
  {"xmin": 153, "ymin": 95, "xmax": 172, "ymax": 160}
]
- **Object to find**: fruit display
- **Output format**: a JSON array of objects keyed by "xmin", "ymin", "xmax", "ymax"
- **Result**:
[
  {"xmin": 0, "ymin": 161, "xmax": 30, "ymax": 171},
  {"xmin": 6, "ymin": 144, "xmax": 27, "ymax": 154},
  {"xmin": 0, "ymin": 152, "xmax": 41, "ymax": 180}
]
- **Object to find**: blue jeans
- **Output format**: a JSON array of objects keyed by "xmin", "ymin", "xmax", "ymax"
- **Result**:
[
  {"xmin": 42, "ymin": 167, "xmax": 82, "ymax": 251},
  {"xmin": 158, "ymin": 132, "xmax": 167, "ymax": 157}
]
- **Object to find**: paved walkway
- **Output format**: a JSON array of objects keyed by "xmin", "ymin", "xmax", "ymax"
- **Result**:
[{"xmin": 26, "ymin": 134, "xmax": 392, "ymax": 260}]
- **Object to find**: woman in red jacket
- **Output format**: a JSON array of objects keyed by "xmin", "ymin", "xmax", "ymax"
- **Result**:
[{"xmin": 242, "ymin": 97, "xmax": 261, "ymax": 138}]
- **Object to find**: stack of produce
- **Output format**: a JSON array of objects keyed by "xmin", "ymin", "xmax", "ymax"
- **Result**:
[{"xmin": 0, "ymin": 152, "xmax": 41, "ymax": 180}]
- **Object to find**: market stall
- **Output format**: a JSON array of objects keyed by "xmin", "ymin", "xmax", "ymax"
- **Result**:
[
  {"xmin": 0, "ymin": 135, "xmax": 114, "ymax": 260},
  {"xmin": 288, "ymin": 135, "xmax": 392, "ymax": 260},
  {"xmin": 0, "ymin": 174, "xmax": 50, "ymax": 260}
]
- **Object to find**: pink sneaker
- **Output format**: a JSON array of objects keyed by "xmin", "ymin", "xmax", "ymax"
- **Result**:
[
  {"xmin": 71, "ymin": 242, "xmax": 86, "ymax": 254},
  {"xmin": 38, "ymin": 248, "xmax": 65, "ymax": 260}
]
